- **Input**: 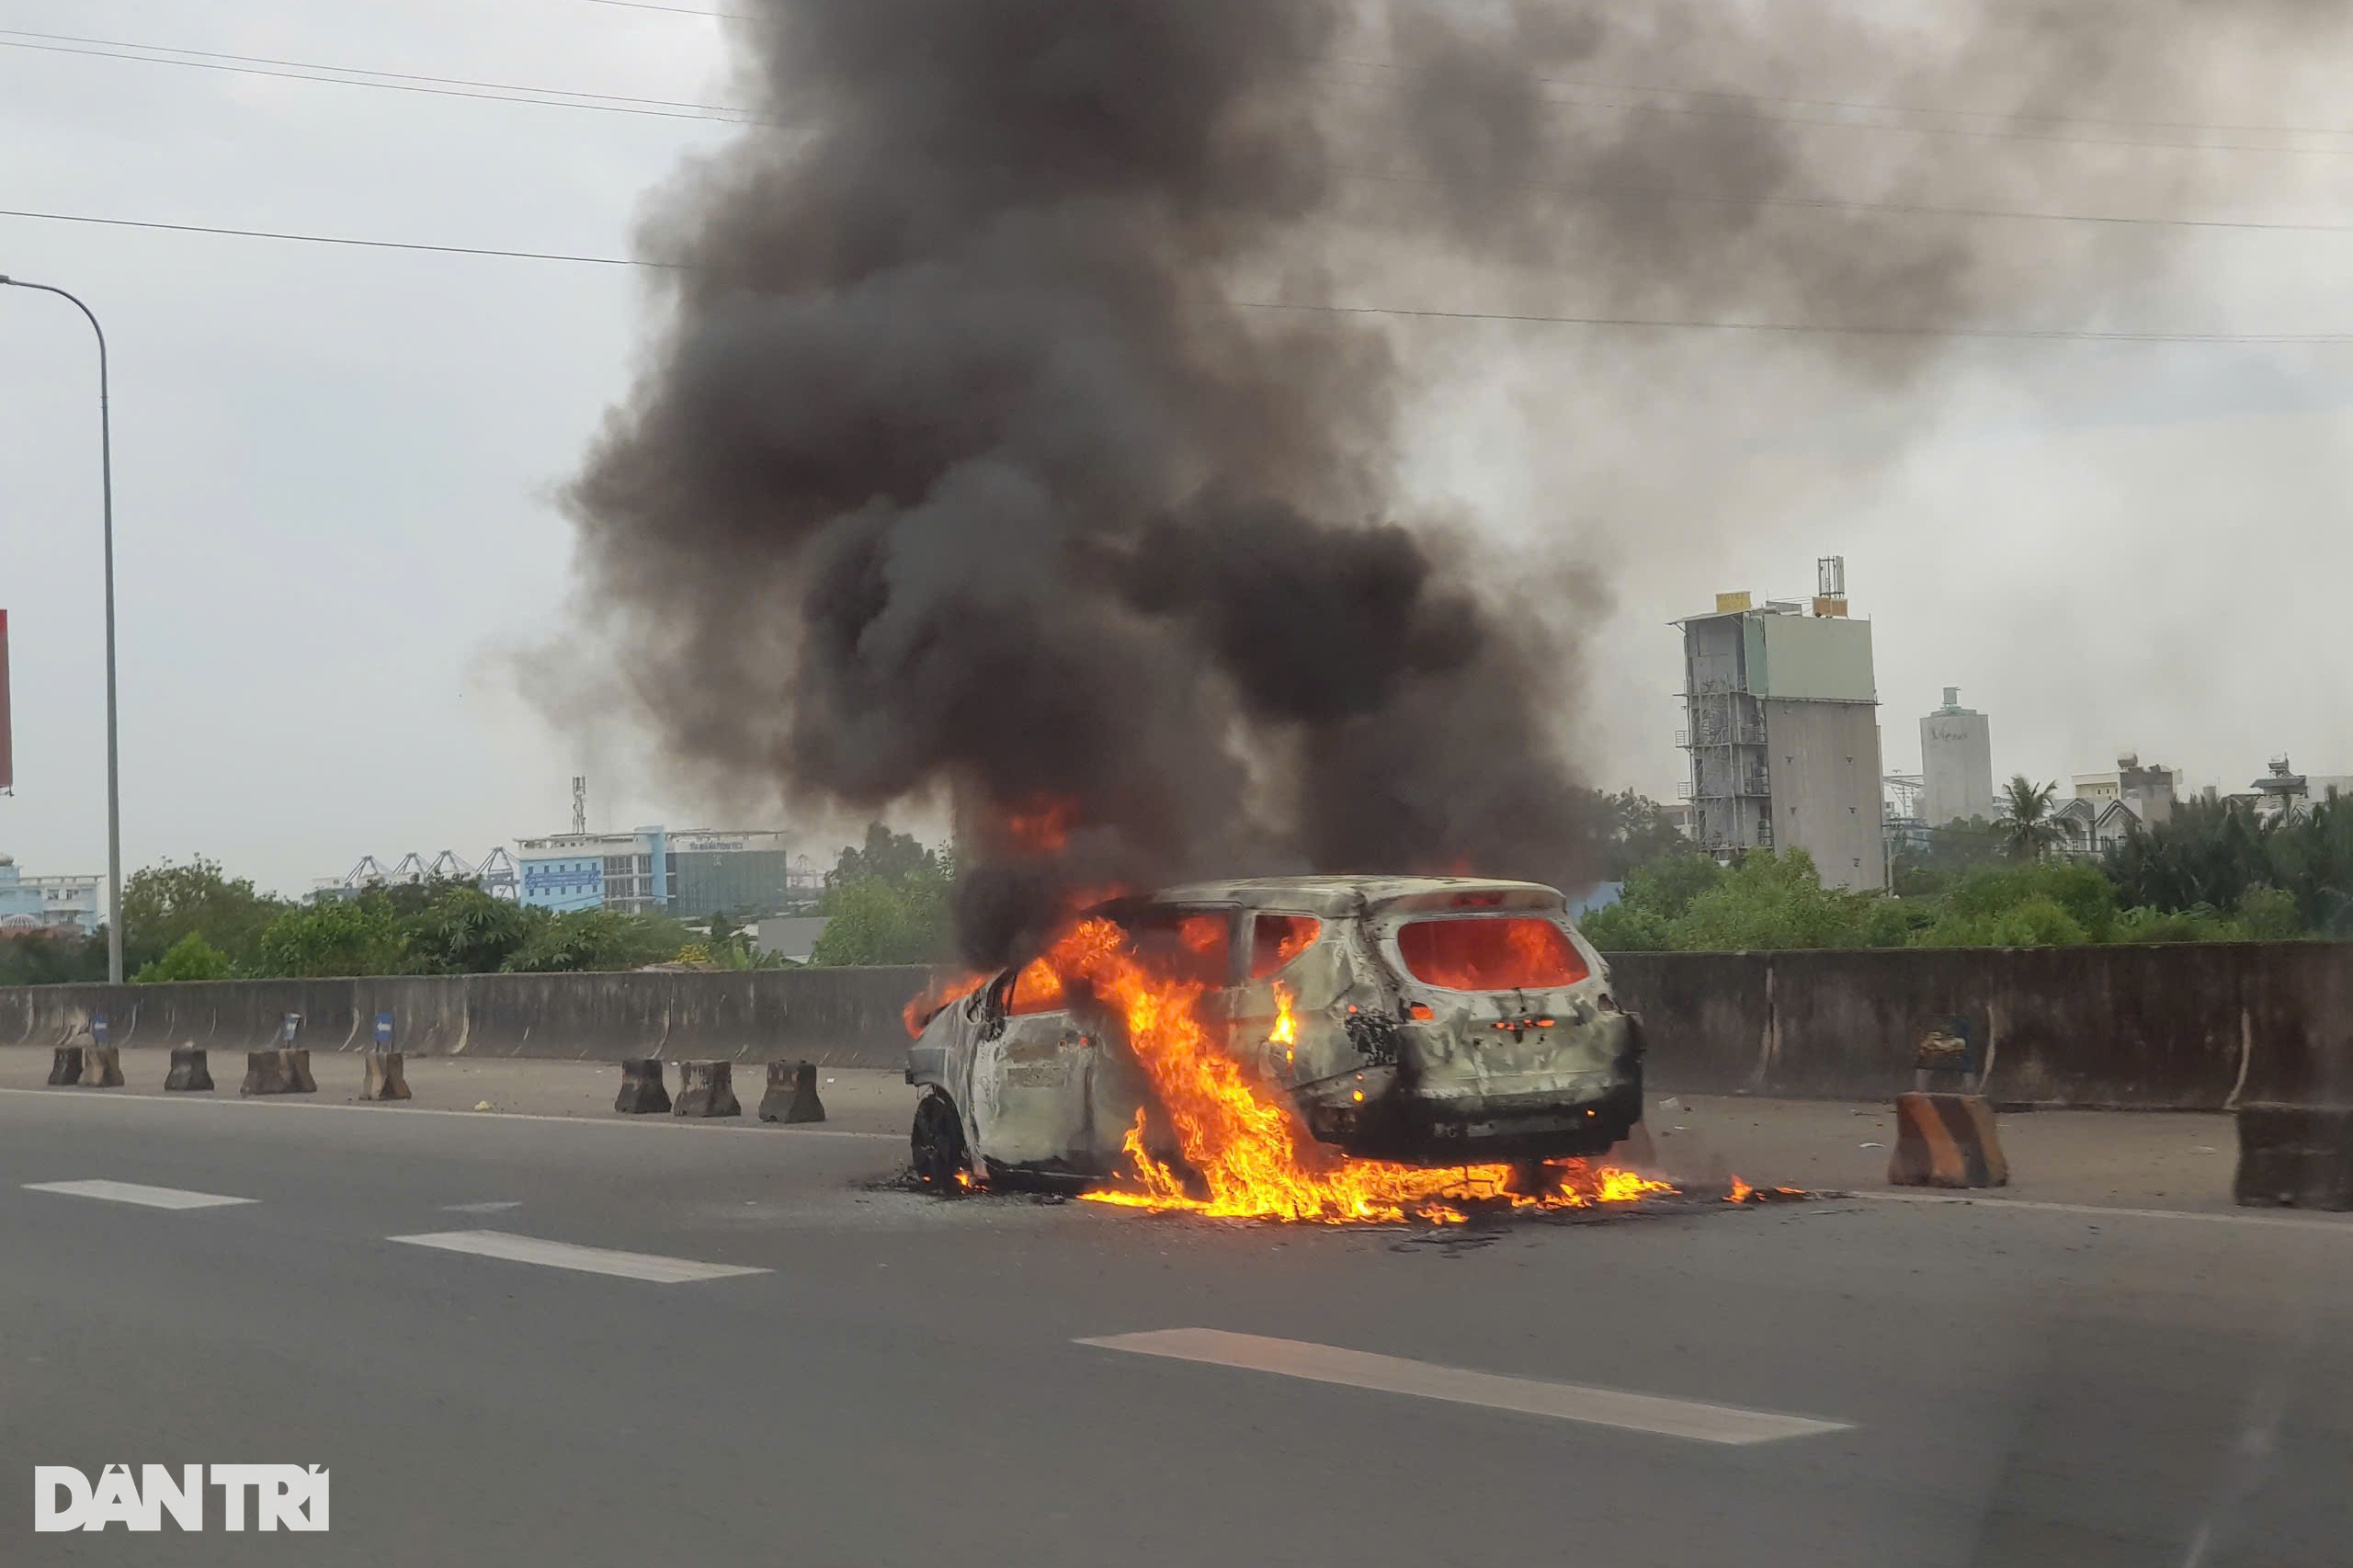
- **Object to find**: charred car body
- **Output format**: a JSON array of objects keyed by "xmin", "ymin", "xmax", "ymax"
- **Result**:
[{"xmin": 906, "ymin": 877, "xmax": 1643, "ymax": 1189}]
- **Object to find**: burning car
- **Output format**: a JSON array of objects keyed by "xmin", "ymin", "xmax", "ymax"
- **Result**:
[{"xmin": 904, "ymin": 876, "xmax": 1644, "ymax": 1200}]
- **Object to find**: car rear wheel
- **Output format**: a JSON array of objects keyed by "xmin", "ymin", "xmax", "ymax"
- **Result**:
[{"xmin": 911, "ymin": 1090, "xmax": 969, "ymax": 1194}]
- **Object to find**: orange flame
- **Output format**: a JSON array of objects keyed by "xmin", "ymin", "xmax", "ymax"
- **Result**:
[
  {"xmin": 1032, "ymin": 916, "xmax": 1673, "ymax": 1224},
  {"xmin": 903, "ymin": 971, "xmax": 991, "ymax": 1038},
  {"xmin": 1005, "ymin": 797, "xmax": 1078, "ymax": 856},
  {"xmin": 1727, "ymin": 1175, "xmax": 1756, "ymax": 1204}
]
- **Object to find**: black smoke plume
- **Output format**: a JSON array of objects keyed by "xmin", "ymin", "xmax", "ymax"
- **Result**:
[{"xmin": 563, "ymin": 0, "xmax": 2325, "ymax": 964}]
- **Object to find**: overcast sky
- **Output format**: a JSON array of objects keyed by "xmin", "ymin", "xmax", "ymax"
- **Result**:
[{"xmin": 3, "ymin": 0, "xmax": 2349, "ymax": 900}]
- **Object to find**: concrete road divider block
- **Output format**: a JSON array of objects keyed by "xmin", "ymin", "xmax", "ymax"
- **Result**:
[
  {"xmin": 614, "ymin": 1058, "xmax": 671, "ymax": 1115},
  {"xmin": 243, "ymin": 1050, "xmax": 291, "ymax": 1096},
  {"xmin": 48, "ymin": 1045, "xmax": 84, "ymax": 1085},
  {"xmin": 362, "ymin": 1051, "xmax": 411, "ymax": 1102},
  {"xmin": 1889, "ymin": 1093, "xmax": 2007, "ymax": 1189},
  {"xmin": 165, "ymin": 1047, "xmax": 214, "ymax": 1092},
  {"xmin": 241, "ymin": 1049, "xmax": 317, "ymax": 1096},
  {"xmin": 2234, "ymin": 1106, "xmax": 2353, "ymax": 1211},
  {"xmin": 674, "ymin": 1060, "xmax": 741, "ymax": 1119},
  {"xmin": 758, "ymin": 1060, "xmax": 826, "ymax": 1125},
  {"xmin": 80, "ymin": 1046, "xmax": 124, "ymax": 1087}
]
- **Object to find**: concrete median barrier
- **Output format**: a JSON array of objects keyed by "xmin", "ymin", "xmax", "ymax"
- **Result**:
[
  {"xmin": 0, "ymin": 967, "xmax": 935, "ymax": 1070},
  {"xmin": 164, "ymin": 1047, "xmax": 214, "ymax": 1092},
  {"xmin": 1889, "ymin": 1093, "xmax": 2008, "ymax": 1188},
  {"xmin": 79, "ymin": 1045, "xmax": 123, "ymax": 1087},
  {"xmin": 2234, "ymin": 1106, "xmax": 2353, "ymax": 1211},
  {"xmin": 674, "ymin": 1060, "xmax": 740, "ymax": 1119},
  {"xmin": 48, "ymin": 1045, "xmax": 82, "ymax": 1085},
  {"xmin": 613, "ymin": 1059, "xmax": 671, "ymax": 1115},
  {"xmin": 758, "ymin": 1060, "xmax": 826, "ymax": 1125},
  {"xmin": 361, "ymin": 1051, "xmax": 411, "ymax": 1102},
  {"xmin": 10, "ymin": 943, "xmax": 2353, "ymax": 1111}
]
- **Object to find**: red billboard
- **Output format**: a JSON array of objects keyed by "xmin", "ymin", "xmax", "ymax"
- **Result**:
[{"xmin": 0, "ymin": 608, "xmax": 11, "ymax": 792}]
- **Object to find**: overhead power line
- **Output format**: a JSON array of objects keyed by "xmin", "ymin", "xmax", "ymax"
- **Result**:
[
  {"xmin": 2, "ymin": 204, "xmax": 2346, "ymax": 344},
  {"xmin": 0, "ymin": 28, "xmax": 733, "ymax": 111},
  {"xmin": 13, "ymin": 19, "xmax": 2351, "ymax": 157},
  {"xmin": 0, "ymin": 206, "xmax": 675, "ymax": 267},
  {"xmin": 6, "ymin": 23, "xmax": 2347, "ymax": 238},
  {"xmin": 0, "ymin": 28, "xmax": 752, "ymax": 123},
  {"xmin": 582, "ymin": 0, "xmax": 750, "ymax": 15},
  {"xmin": 1333, "ymin": 165, "xmax": 2353, "ymax": 237},
  {"xmin": 1309, "ymin": 53, "xmax": 2353, "ymax": 143},
  {"xmin": 1232, "ymin": 297, "xmax": 2353, "ymax": 345},
  {"xmin": 586, "ymin": 0, "xmax": 2353, "ymax": 149},
  {"xmin": 1307, "ymin": 68, "xmax": 2353, "ymax": 157},
  {"xmin": 1509, "ymin": 83, "xmax": 2353, "ymax": 158}
]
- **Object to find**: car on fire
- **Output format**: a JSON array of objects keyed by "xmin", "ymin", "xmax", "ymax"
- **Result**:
[{"xmin": 904, "ymin": 876, "xmax": 1643, "ymax": 1191}]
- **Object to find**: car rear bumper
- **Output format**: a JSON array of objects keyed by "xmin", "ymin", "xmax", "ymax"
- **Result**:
[{"xmin": 1305, "ymin": 1073, "xmax": 1645, "ymax": 1164}]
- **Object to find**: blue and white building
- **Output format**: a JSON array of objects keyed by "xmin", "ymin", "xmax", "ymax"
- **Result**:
[
  {"xmin": 516, "ymin": 827, "xmax": 807, "ymax": 919},
  {"xmin": 0, "ymin": 852, "xmax": 103, "ymax": 937}
]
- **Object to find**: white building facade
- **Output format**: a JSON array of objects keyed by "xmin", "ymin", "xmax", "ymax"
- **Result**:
[{"xmin": 1919, "ymin": 688, "xmax": 1995, "ymax": 828}]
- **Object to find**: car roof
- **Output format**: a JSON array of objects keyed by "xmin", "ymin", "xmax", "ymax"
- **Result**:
[{"xmin": 1137, "ymin": 875, "xmax": 1567, "ymax": 918}]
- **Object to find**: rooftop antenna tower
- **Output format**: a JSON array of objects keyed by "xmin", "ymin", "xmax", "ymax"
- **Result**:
[
  {"xmin": 571, "ymin": 776, "xmax": 588, "ymax": 836},
  {"xmin": 1813, "ymin": 555, "xmax": 1849, "ymax": 618}
]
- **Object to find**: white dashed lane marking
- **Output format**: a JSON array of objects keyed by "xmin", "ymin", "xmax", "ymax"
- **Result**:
[
  {"xmin": 1081, "ymin": 1328, "xmax": 1854, "ymax": 1445},
  {"xmin": 24, "ymin": 1179, "xmax": 257, "ymax": 1210},
  {"xmin": 388, "ymin": 1230, "xmax": 769, "ymax": 1283}
]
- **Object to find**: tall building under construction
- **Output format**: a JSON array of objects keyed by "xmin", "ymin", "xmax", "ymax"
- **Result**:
[{"xmin": 1675, "ymin": 558, "xmax": 1886, "ymax": 892}]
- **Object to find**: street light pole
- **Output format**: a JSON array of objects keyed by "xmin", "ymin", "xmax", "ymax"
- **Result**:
[{"xmin": 0, "ymin": 276, "xmax": 124, "ymax": 983}]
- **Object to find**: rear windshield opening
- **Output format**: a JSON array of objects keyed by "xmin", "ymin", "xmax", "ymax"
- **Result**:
[
  {"xmin": 1249, "ymin": 915, "xmax": 1323, "ymax": 979},
  {"xmin": 1395, "ymin": 917, "xmax": 1589, "ymax": 992}
]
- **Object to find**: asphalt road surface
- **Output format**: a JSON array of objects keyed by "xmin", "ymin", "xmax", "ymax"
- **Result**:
[{"xmin": 4, "ymin": 1076, "xmax": 2349, "ymax": 1566}]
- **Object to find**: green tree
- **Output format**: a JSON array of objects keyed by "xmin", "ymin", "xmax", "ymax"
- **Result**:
[
  {"xmin": 133, "ymin": 931, "xmax": 234, "ymax": 983},
  {"xmin": 829, "ymin": 823, "xmax": 944, "ymax": 888},
  {"xmin": 1580, "ymin": 790, "xmax": 1695, "ymax": 881},
  {"xmin": 500, "ymin": 909, "xmax": 693, "ymax": 973},
  {"xmin": 119, "ymin": 858, "xmax": 288, "ymax": 972},
  {"xmin": 253, "ymin": 897, "xmax": 406, "ymax": 978},
  {"xmin": 1670, "ymin": 850, "xmax": 1874, "ymax": 950},
  {"xmin": 0, "ymin": 933, "xmax": 109, "ymax": 986},
  {"xmin": 1915, "ymin": 897, "xmax": 2091, "ymax": 948},
  {"xmin": 403, "ymin": 885, "xmax": 546, "ymax": 974},
  {"xmin": 695, "ymin": 911, "xmax": 787, "ymax": 971},
  {"xmin": 1892, "ymin": 815, "xmax": 2003, "ymax": 899},
  {"xmin": 2235, "ymin": 885, "xmax": 2305, "ymax": 941},
  {"xmin": 1577, "ymin": 849, "xmax": 1724, "ymax": 950},
  {"xmin": 1994, "ymin": 777, "xmax": 2066, "ymax": 863},
  {"xmin": 2107, "ymin": 796, "xmax": 2352, "ymax": 937},
  {"xmin": 1911, "ymin": 861, "xmax": 2116, "ymax": 947},
  {"xmin": 1574, "ymin": 901, "xmax": 1674, "ymax": 951},
  {"xmin": 809, "ymin": 874, "xmax": 954, "ymax": 965}
]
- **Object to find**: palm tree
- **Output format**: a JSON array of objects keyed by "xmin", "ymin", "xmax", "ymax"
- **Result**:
[{"xmin": 1995, "ymin": 776, "xmax": 2066, "ymax": 861}]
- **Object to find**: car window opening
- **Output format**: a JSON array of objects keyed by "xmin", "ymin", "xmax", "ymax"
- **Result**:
[
  {"xmin": 1249, "ymin": 915, "xmax": 1323, "ymax": 979},
  {"xmin": 1121, "ymin": 911, "xmax": 1232, "ymax": 987},
  {"xmin": 1006, "ymin": 958, "xmax": 1066, "ymax": 1015},
  {"xmin": 1395, "ymin": 916, "xmax": 1589, "ymax": 992}
]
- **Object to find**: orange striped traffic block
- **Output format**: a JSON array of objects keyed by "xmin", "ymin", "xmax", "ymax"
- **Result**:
[{"xmin": 1889, "ymin": 1093, "xmax": 2008, "ymax": 1189}]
